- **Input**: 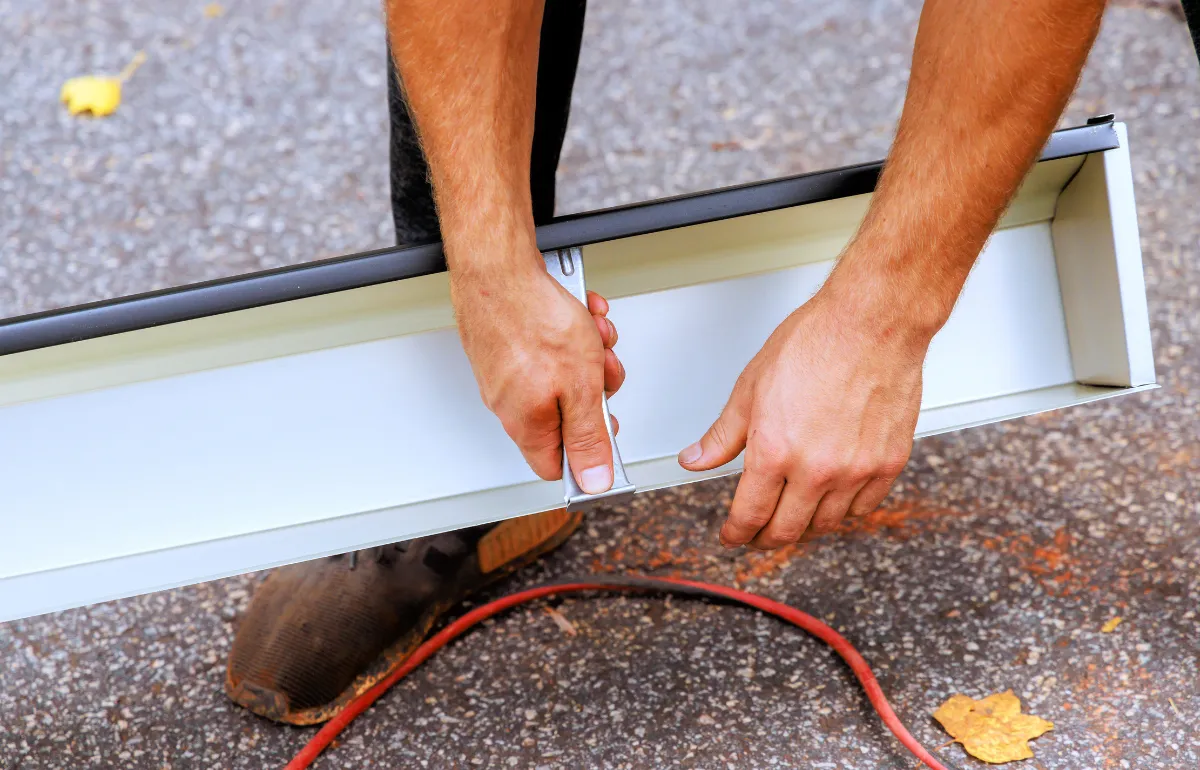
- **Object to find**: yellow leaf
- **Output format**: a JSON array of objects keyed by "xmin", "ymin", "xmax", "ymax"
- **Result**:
[
  {"xmin": 1101, "ymin": 616, "xmax": 1123, "ymax": 633},
  {"xmin": 60, "ymin": 52, "xmax": 145, "ymax": 118},
  {"xmin": 933, "ymin": 690, "xmax": 1054, "ymax": 764},
  {"xmin": 204, "ymin": 3, "xmax": 225, "ymax": 17},
  {"xmin": 60, "ymin": 76, "xmax": 122, "ymax": 117}
]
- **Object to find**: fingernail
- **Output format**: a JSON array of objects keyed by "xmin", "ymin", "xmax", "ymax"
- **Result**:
[
  {"xmin": 678, "ymin": 442, "xmax": 703, "ymax": 465},
  {"xmin": 579, "ymin": 465, "xmax": 613, "ymax": 495}
]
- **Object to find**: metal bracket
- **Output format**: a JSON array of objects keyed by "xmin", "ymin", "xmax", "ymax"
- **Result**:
[{"xmin": 542, "ymin": 247, "xmax": 636, "ymax": 512}]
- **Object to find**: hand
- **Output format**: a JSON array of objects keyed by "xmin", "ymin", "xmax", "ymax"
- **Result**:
[
  {"xmin": 451, "ymin": 250, "xmax": 624, "ymax": 493},
  {"xmin": 677, "ymin": 272, "xmax": 929, "ymax": 549}
]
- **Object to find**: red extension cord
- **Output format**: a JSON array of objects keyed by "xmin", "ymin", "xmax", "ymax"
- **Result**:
[{"xmin": 283, "ymin": 574, "xmax": 958, "ymax": 770}]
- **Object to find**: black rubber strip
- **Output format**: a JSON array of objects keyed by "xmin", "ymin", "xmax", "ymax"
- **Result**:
[{"xmin": 0, "ymin": 120, "xmax": 1118, "ymax": 358}]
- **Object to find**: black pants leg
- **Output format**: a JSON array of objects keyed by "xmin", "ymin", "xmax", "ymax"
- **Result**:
[
  {"xmin": 1183, "ymin": 0, "xmax": 1200, "ymax": 62},
  {"xmin": 386, "ymin": 0, "xmax": 588, "ymax": 246}
]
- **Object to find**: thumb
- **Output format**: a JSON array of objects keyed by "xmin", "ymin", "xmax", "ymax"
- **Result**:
[
  {"xmin": 678, "ymin": 380, "xmax": 751, "ymax": 471},
  {"xmin": 560, "ymin": 383, "xmax": 615, "ymax": 496}
]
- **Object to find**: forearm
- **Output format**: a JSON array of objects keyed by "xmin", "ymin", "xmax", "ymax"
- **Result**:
[
  {"xmin": 386, "ymin": 1, "xmax": 622, "ymax": 487},
  {"xmin": 831, "ymin": 0, "xmax": 1106, "ymax": 341},
  {"xmin": 385, "ymin": 0, "xmax": 544, "ymax": 278}
]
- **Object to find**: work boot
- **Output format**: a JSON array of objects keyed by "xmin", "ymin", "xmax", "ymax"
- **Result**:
[{"xmin": 225, "ymin": 509, "xmax": 582, "ymax": 725}]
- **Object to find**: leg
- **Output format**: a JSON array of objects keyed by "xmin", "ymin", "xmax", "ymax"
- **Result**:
[
  {"xmin": 226, "ymin": 2, "xmax": 588, "ymax": 725},
  {"xmin": 1182, "ymin": 0, "xmax": 1200, "ymax": 62},
  {"xmin": 530, "ymin": 0, "xmax": 587, "ymax": 224},
  {"xmin": 385, "ymin": 58, "xmax": 440, "ymax": 245},
  {"xmin": 386, "ymin": 0, "xmax": 586, "ymax": 239}
]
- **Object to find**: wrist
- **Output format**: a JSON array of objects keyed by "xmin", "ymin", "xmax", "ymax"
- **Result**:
[
  {"xmin": 440, "ymin": 189, "xmax": 543, "ymax": 281},
  {"xmin": 820, "ymin": 236, "xmax": 960, "ymax": 351}
]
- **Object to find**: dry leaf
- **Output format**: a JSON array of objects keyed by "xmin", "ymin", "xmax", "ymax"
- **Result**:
[
  {"xmin": 1101, "ymin": 616, "xmax": 1123, "ymax": 633},
  {"xmin": 544, "ymin": 606, "xmax": 577, "ymax": 636},
  {"xmin": 60, "ymin": 52, "xmax": 146, "ymax": 118},
  {"xmin": 933, "ymin": 690, "xmax": 1053, "ymax": 764},
  {"xmin": 204, "ymin": 3, "xmax": 225, "ymax": 18}
]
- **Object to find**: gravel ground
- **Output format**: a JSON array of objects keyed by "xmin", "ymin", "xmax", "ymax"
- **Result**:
[{"xmin": 2, "ymin": 1, "xmax": 1199, "ymax": 769}]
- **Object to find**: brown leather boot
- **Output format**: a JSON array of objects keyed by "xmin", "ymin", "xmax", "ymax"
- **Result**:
[{"xmin": 225, "ymin": 509, "xmax": 582, "ymax": 725}]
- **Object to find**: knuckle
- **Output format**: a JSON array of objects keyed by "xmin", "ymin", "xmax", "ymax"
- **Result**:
[
  {"xmin": 804, "ymin": 444, "xmax": 846, "ymax": 478},
  {"xmin": 563, "ymin": 377, "xmax": 603, "ymax": 409},
  {"xmin": 771, "ymin": 525, "xmax": 805, "ymax": 545},
  {"xmin": 518, "ymin": 384, "xmax": 559, "ymax": 415},
  {"xmin": 733, "ymin": 509, "xmax": 773, "ymax": 532},
  {"xmin": 528, "ymin": 424, "xmax": 563, "ymax": 448},
  {"xmin": 747, "ymin": 436, "xmax": 790, "ymax": 475},
  {"xmin": 850, "ymin": 499, "xmax": 880, "ymax": 517},
  {"xmin": 564, "ymin": 430, "xmax": 609, "ymax": 456},
  {"xmin": 505, "ymin": 397, "xmax": 558, "ymax": 434},
  {"xmin": 503, "ymin": 413, "xmax": 561, "ymax": 446},
  {"xmin": 810, "ymin": 517, "xmax": 840, "ymax": 535},
  {"xmin": 746, "ymin": 512, "xmax": 774, "ymax": 531},
  {"xmin": 520, "ymin": 429, "xmax": 561, "ymax": 458},
  {"xmin": 848, "ymin": 455, "xmax": 878, "ymax": 484},
  {"xmin": 805, "ymin": 458, "xmax": 839, "ymax": 488},
  {"xmin": 499, "ymin": 411, "xmax": 531, "ymax": 440},
  {"xmin": 879, "ymin": 452, "xmax": 910, "ymax": 480}
]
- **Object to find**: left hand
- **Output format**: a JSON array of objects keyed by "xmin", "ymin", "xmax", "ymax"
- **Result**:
[{"xmin": 677, "ymin": 271, "xmax": 932, "ymax": 549}]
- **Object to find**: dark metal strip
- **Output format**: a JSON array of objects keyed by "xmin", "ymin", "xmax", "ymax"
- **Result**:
[{"xmin": 0, "ymin": 120, "xmax": 1118, "ymax": 357}]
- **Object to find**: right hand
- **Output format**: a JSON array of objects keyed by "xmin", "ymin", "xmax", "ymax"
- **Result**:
[{"xmin": 450, "ymin": 250, "xmax": 624, "ymax": 494}]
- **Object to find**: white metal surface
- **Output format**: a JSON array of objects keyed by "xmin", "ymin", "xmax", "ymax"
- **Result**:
[
  {"xmin": 1052, "ymin": 123, "xmax": 1155, "ymax": 386},
  {"xmin": 0, "ymin": 127, "xmax": 1155, "ymax": 622}
]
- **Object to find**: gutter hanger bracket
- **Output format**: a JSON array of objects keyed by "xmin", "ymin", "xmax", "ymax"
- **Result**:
[{"xmin": 542, "ymin": 247, "xmax": 637, "ymax": 512}]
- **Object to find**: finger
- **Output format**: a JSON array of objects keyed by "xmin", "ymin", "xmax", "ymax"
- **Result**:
[
  {"xmin": 747, "ymin": 480, "xmax": 822, "ymax": 550},
  {"xmin": 799, "ymin": 482, "xmax": 866, "ymax": 542},
  {"xmin": 587, "ymin": 291, "xmax": 609, "ymax": 316},
  {"xmin": 719, "ymin": 469, "xmax": 785, "ymax": 547},
  {"xmin": 847, "ymin": 476, "xmax": 897, "ymax": 518},
  {"xmin": 610, "ymin": 413, "xmax": 619, "ymax": 436},
  {"xmin": 560, "ymin": 381, "xmax": 614, "ymax": 496},
  {"xmin": 678, "ymin": 379, "xmax": 752, "ymax": 472},
  {"xmin": 604, "ymin": 349, "xmax": 625, "ymax": 395},
  {"xmin": 505, "ymin": 397, "xmax": 566, "ymax": 482},
  {"xmin": 593, "ymin": 314, "xmax": 618, "ymax": 349}
]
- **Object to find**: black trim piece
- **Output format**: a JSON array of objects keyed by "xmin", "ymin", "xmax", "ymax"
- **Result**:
[{"xmin": 0, "ymin": 121, "xmax": 1119, "ymax": 358}]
